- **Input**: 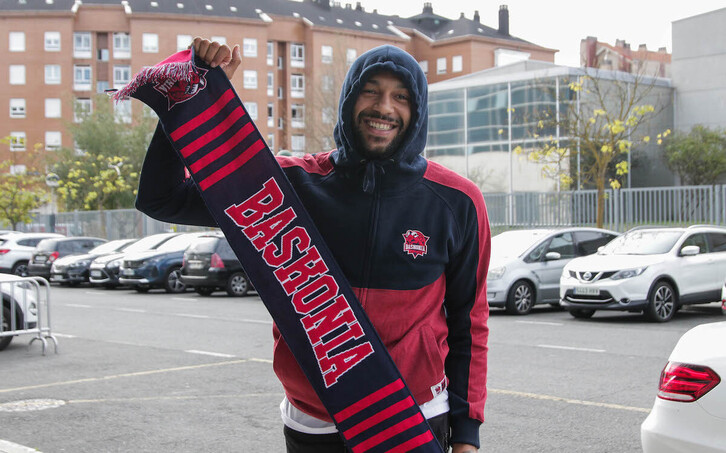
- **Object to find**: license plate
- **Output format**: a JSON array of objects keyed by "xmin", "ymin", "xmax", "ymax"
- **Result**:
[
  {"xmin": 90, "ymin": 270, "xmax": 102, "ymax": 278},
  {"xmin": 36, "ymin": 257, "xmax": 46, "ymax": 263},
  {"xmin": 574, "ymin": 287, "xmax": 600, "ymax": 296},
  {"xmin": 122, "ymin": 268, "xmax": 135, "ymax": 276},
  {"xmin": 189, "ymin": 261, "xmax": 205, "ymax": 269}
]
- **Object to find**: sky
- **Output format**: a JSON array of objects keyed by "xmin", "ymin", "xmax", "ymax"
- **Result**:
[{"xmin": 346, "ymin": 0, "xmax": 726, "ymax": 67}]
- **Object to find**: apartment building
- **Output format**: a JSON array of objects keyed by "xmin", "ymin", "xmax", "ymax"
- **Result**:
[
  {"xmin": 1, "ymin": 0, "xmax": 556, "ymax": 171},
  {"xmin": 580, "ymin": 36, "xmax": 671, "ymax": 78}
]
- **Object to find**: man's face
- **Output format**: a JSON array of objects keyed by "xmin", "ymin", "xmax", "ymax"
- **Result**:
[{"xmin": 352, "ymin": 71, "xmax": 412, "ymax": 158}]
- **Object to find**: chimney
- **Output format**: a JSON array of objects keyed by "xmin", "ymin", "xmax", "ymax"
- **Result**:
[
  {"xmin": 355, "ymin": 1, "xmax": 363, "ymax": 11},
  {"xmin": 473, "ymin": 10, "xmax": 480, "ymax": 23},
  {"xmin": 498, "ymin": 5, "xmax": 509, "ymax": 36},
  {"xmin": 459, "ymin": 12, "xmax": 465, "ymax": 19},
  {"xmin": 638, "ymin": 43, "xmax": 647, "ymax": 52},
  {"xmin": 423, "ymin": 2, "xmax": 433, "ymax": 14}
]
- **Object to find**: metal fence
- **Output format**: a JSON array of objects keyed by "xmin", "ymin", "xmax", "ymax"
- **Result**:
[
  {"xmin": 0, "ymin": 276, "xmax": 57, "ymax": 355},
  {"xmin": 6, "ymin": 184, "xmax": 726, "ymax": 238}
]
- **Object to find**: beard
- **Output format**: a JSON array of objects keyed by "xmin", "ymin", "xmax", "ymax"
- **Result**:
[{"xmin": 353, "ymin": 111, "xmax": 407, "ymax": 159}]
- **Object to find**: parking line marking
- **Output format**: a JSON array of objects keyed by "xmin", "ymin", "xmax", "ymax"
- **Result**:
[
  {"xmin": 186, "ymin": 350, "xmax": 236, "ymax": 358},
  {"xmin": 176, "ymin": 313, "xmax": 210, "ymax": 319},
  {"xmin": 537, "ymin": 344, "xmax": 606, "ymax": 353},
  {"xmin": 85, "ymin": 291, "xmax": 107, "ymax": 295},
  {"xmin": 239, "ymin": 318, "xmax": 273, "ymax": 325},
  {"xmin": 173, "ymin": 297, "xmax": 196, "ymax": 302},
  {"xmin": 0, "ymin": 360, "xmax": 250, "ymax": 394},
  {"xmin": 65, "ymin": 304, "xmax": 92, "ymax": 308},
  {"xmin": 116, "ymin": 308, "xmax": 146, "ymax": 313},
  {"xmin": 515, "ymin": 320, "xmax": 564, "ymax": 326},
  {"xmin": 67, "ymin": 392, "xmax": 284, "ymax": 405},
  {"xmin": 53, "ymin": 333, "xmax": 76, "ymax": 338},
  {"xmin": 489, "ymin": 388, "xmax": 650, "ymax": 413}
]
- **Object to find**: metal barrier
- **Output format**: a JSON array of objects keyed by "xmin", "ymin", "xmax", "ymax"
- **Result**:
[{"xmin": 0, "ymin": 276, "xmax": 58, "ymax": 355}]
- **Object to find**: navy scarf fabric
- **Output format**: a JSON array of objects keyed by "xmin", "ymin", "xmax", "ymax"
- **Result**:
[{"xmin": 114, "ymin": 50, "xmax": 443, "ymax": 453}]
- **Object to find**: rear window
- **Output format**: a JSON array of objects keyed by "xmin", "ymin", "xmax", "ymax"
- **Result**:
[
  {"xmin": 157, "ymin": 234, "xmax": 203, "ymax": 252},
  {"xmin": 186, "ymin": 237, "xmax": 220, "ymax": 254},
  {"xmin": 18, "ymin": 238, "xmax": 44, "ymax": 247},
  {"xmin": 36, "ymin": 239, "xmax": 60, "ymax": 251}
]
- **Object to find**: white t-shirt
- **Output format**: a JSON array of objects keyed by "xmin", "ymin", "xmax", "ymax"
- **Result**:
[{"xmin": 280, "ymin": 390, "xmax": 450, "ymax": 435}]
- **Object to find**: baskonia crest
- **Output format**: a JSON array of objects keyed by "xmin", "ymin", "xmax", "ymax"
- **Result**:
[
  {"xmin": 153, "ymin": 67, "xmax": 208, "ymax": 110},
  {"xmin": 402, "ymin": 229, "xmax": 429, "ymax": 259}
]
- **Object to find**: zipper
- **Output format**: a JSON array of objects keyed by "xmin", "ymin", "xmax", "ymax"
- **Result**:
[{"xmin": 359, "ymin": 186, "xmax": 382, "ymax": 309}]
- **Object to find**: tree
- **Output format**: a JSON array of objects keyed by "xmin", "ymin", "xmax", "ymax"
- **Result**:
[
  {"xmin": 517, "ymin": 72, "xmax": 669, "ymax": 228},
  {"xmin": 0, "ymin": 139, "xmax": 48, "ymax": 230},
  {"xmin": 663, "ymin": 126, "xmax": 726, "ymax": 185},
  {"xmin": 50, "ymin": 94, "xmax": 155, "ymax": 211}
]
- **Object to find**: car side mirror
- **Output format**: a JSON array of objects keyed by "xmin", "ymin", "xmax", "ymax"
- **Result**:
[
  {"xmin": 680, "ymin": 245, "xmax": 700, "ymax": 256},
  {"xmin": 545, "ymin": 251, "xmax": 562, "ymax": 261}
]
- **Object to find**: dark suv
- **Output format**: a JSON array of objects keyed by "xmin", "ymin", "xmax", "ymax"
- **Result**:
[
  {"xmin": 28, "ymin": 237, "xmax": 107, "ymax": 280},
  {"xmin": 180, "ymin": 233, "xmax": 252, "ymax": 297}
]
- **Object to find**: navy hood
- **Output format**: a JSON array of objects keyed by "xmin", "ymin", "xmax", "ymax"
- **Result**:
[{"xmin": 331, "ymin": 45, "xmax": 428, "ymax": 193}]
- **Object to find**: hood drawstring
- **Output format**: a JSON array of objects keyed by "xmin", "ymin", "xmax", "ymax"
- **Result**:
[{"xmin": 362, "ymin": 160, "xmax": 387, "ymax": 194}]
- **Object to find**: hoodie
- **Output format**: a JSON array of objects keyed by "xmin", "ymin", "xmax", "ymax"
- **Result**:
[{"xmin": 135, "ymin": 44, "xmax": 490, "ymax": 448}]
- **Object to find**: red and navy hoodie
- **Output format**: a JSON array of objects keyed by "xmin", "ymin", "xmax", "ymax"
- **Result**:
[{"xmin": 135, "ymin": 44, "xmax": 491, "ymax": 448}]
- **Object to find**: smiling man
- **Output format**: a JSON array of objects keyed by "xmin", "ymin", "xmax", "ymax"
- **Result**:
[{"xmin": 135, "ymin": 42, "xmax": 491, "ymax": 453}]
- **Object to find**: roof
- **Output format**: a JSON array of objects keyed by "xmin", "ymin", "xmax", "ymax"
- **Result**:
[{"xmin": 0, "ymin": 0, "xmax": 546, "ymax": 46}]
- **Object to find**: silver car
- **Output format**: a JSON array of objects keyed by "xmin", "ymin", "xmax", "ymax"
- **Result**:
[{"xmin": 487, "ymin": 228, "xmax": 619, "ymax": 315}]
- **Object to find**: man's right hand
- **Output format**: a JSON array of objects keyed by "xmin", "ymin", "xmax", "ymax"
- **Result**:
[{"xmin": 191, "ymin": 37, "xmax": 241, "ymax": 80}]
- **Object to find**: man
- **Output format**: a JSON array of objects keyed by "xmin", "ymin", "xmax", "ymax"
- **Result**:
[{"xmin": 136, "ymin": 38, "xmax": 490, "ymax": 453}]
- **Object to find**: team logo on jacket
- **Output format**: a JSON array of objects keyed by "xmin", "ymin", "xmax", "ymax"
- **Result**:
[
  {"xmin": 402, "ymin": 230, "xmax": 429, "ymax": 259},
  {"xmin": 153, "ymin": 68, "xmax": 208, "ymax": 110}
]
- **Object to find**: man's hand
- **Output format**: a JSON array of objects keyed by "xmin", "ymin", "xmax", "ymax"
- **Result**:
[
  {"xmin": 191, "ymin": 37, "xmax": 241, "ymax": 80},
  {"xmin": 452, "ymin": 443, "xmax": 478, "ymax": 453}
]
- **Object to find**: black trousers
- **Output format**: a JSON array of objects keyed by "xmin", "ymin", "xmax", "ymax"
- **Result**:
[{"xmin": 284, "ymin": 412, "xmax": 450, "ymax": 453}]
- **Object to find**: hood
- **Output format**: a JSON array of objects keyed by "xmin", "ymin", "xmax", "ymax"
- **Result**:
[
  {"xmin": 54, "ymin": 253, "xmax": 94, "ymax": 266},
  {"xmin": 93, "ymin": 252, "xmax": 124, "ymax": 265},
  {"xmin": 332, "ymin": 45, "xmax": 428, "ymax": 193},
  {"xmin": 123, "ymin": 250, "xmax": 168, "ymax": 262},
  {"xmin": 566, "ymin": 253, "xmax": 666, "ymax": 272}
]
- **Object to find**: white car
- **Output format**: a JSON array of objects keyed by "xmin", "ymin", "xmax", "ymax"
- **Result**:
[
  {"xmin": 0, "ymin": 232, "xmax": 65, "ymax": 277},
  {"xmin": 0, "ymin": 274, "xmax": 39, "ymax": 351},
  {"xmin": 561, "ymin": 225, "xmax": 726, "ymax": 322},
  {"xmin": 641, "ymin": 321, "xmax": 726, "ymax": 452}
]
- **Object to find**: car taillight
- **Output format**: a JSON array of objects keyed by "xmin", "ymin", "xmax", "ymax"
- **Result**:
[
  {"xmin": 657, "ymin": 361, "xmax": 721, "ymax": 402},
  {"xmin": 210, "ymin": 253, "xmax": 225, "ymax": 269},
  {"xmin": 48, "ymin": 251, "xmax": 60, "ymax": 262},
  {"xmin": 182, "ymin": 254, "xmax": 187, "ymax": 267},
  {"xmin": 0, "ymin": 249, "xmax": 9, "ymax": 255}
]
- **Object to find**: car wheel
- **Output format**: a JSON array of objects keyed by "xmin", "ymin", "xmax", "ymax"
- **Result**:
[
  {"xmin": 11, "ymin": 261, "xmax": 28, "ymax": 277},
  {"xmin": 226, "ymin": 272, "xmax": 249, "ymax": 297},
  {"xmin": 164, "ymin": 266, "xmax": 186, "ymax": 293},
  {"xmin": 195, "ymin": 286, "xmax": 214, "ymax": 296},
  {"xmin": 505, "ymin": 280, "xmax": 534, "ymax": 315},
  {"xmin": 645, "ymin": 281, "xmax": 676, "ymax": 323},
  {"xmin": 1, "ymin": 306, "xmax": 13, "ymax": 351},
  {"xmin": 568, "ymin": 308, "xmax": 596, "ymax": 319}
]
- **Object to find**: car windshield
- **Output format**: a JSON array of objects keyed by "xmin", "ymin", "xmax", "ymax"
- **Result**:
[
  {"xmin": 491, "ymin": 230, "xmax": 553, "ymax": 259},
  {"xmin": 89, "ymin": 239, "xmax": 132, "ymax": 254},
  {"xmin": 186, "ymin": 237, "xmax": 219, "ymax": 253},
  {"xmin": 123, "ymin": 234, "xmax": 176, "ymax": 253},
  {"xmin": 157, "ymin": 234, "xmax": 203, "ymax": 252},
  {"xmin": 600, "ymin": 230, "xmax": 683, "ymax": 255}
]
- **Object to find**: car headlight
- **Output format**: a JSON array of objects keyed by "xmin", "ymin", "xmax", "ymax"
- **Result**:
[
  {"xmin": 487, "ymin": 266, "xmax": 506, "ymax": 281},
  {"xmin": 108, "ymin": 259, "xmax": 122, "ymax": 269},
  {"xmin": 70, "ymin": 260, "xmax": 90, "ymax": 268},
  {"xmin": 610, "ymin": 267, "xmax": 647, "ymax": 280}
]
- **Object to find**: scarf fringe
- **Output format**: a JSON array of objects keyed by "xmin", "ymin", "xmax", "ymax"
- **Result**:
[{"xmin": 112, "ymin": 60, "xmax": 198, "ymax": 101}]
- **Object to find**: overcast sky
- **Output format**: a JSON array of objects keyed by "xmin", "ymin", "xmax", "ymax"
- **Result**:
[{"xmin": 344, "ymin": 0, "xmax": 726, "ymax": 66}]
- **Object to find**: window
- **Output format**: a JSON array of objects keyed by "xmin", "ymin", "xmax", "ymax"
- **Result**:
[
  {"xmin": 243, "ymin": 70, "xmax": 257, "ymax": 89},
  {"xmin": 211, "ymin": 36, "xmax": 226, "ymax": 45},
  {"xmin": 45, "ymin": 31, "xmax": 61, "ymax": 51},
  {"xmin": 45, "ymin": 131, "xmax": 62, "ymax": 151},
  {"xmin": 291, "ymin": 43, "xmax": 304, "ymax": 68},
  {"xmin": 267, "ymin": 103, "xmax": 274, "ymax": 127},
  {"xmin": 9, "ymin": 99, "xmax": 26, "ymax": 118},
  {"xmin": 9, "ymin": 32, "xmax": 25, "ymax": 52},
  {"xmin": 267, "ymin": 41, "xmax": 274, "ymax": 65},
  {"xmin": 10, "ymin": 165, "xmax": 26, "ymax": 175},
  {"xmin": 246, "ymin": 102, "xmax": 258, "ymax": 120},
  {"xmin": 114, "ymin": 99, "xmax": 132, "ymax": 123},
  {"xmin": 267, "ymin": 134, "xmax": 275, "ymax": 152},
  {"xmin": 321, "ymin": 75, "xmax": 333, "ymax": 92},
  {"xmin": 243, "ymin": 39, "xmax": 257, "ymax": 57},
  {"xmin": 452, "ymin": 55, "xmax": 463, "ymax": 73},
  {"xmin": 9, "ymin": 65, "xmax": 25, "ymax": 85},
  {"xmin": 74, "ymin": 65, "xmax": 92, "ymax": 91},
  {"xmin": 98, "ymin": 48, "xmax": 109, "ymax": 61},
  {"xmin": 322, "ymin": 107, "xmax": 334, "ymax": 124},
  {"xmin": 547, "ymin": 233, "xmax": 575, "ymax": 259},
  {"xmin": 113, "ymin": 33, "xmax": 130, "ymax": 59},
  {"xmin": 291, "ymin": 74, "xmax": 304, "ymax": 98},
  {"xmin": 45, "ymin": 98, "xmax": 62, "ymax": 118},
  {"xmin": 436, "ymin": 57, "xmax": 446, "ymax": 74},
  {"xmin": 346, "ymin": 48, "xmax": 357, "ymax": 66},
  {"xmin": 277, "ymin": 86, "xmax": 284, "ymax": 99},
  {"xmin": 709, "ymin": 233, "xmax": 726, "ymax": 253},
  {"xmin": 45, "ymin": 65, "xmax": 61, "ymax": 84},
  {"xmin": 177, "ymin": 34, "xmax": 192, "ymax": 52},
  {"xmin": 74, "ymin": 98, "xmax": 92, "ymax": 122},
  {"xmin": 10, "ymin": 132, "xmax": 26, "ymax": 152},
  {"xmin": 291, "ymin": 135, "xmax": 305, "ymax": 152},
  {"xmin": 419, "ymin": 60, "xmax": 428, "ymax": 74},
  {"xmin": 278, "ymin": 56, "xmax": 284, "ymax": 69},
  {"xmin": 142, "ymin": 33, "xmax": 158, "ymax": 53},
  {"xmin": 74, "ymin": 32, "xmax": 92, "ymax": 58},
  {"xmin": 113, "ymin": 65, "xmax": 131, "ymax": 90},
  {"xmin": 97, "ymin": 80, "xmax": 109, "ymax": 94},
  {"xmin": 321, "ymin": 45, "xmax": 333, "ymax": 64},
  {"xmin": 291, "ymin": 104, "xmax": 304, "ymax": 128},
  {"xmin": 267, "ymin": 72, "xmax": 274, "ymax": 96},
  {"xmin": 573, "ymin": 231, "xmax": 617, "ymax": 256}
]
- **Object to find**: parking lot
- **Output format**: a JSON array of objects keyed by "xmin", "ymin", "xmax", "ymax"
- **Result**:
[{"xmin": 1, "ymin": 283, "xmax": 723, "ymax": 452}]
